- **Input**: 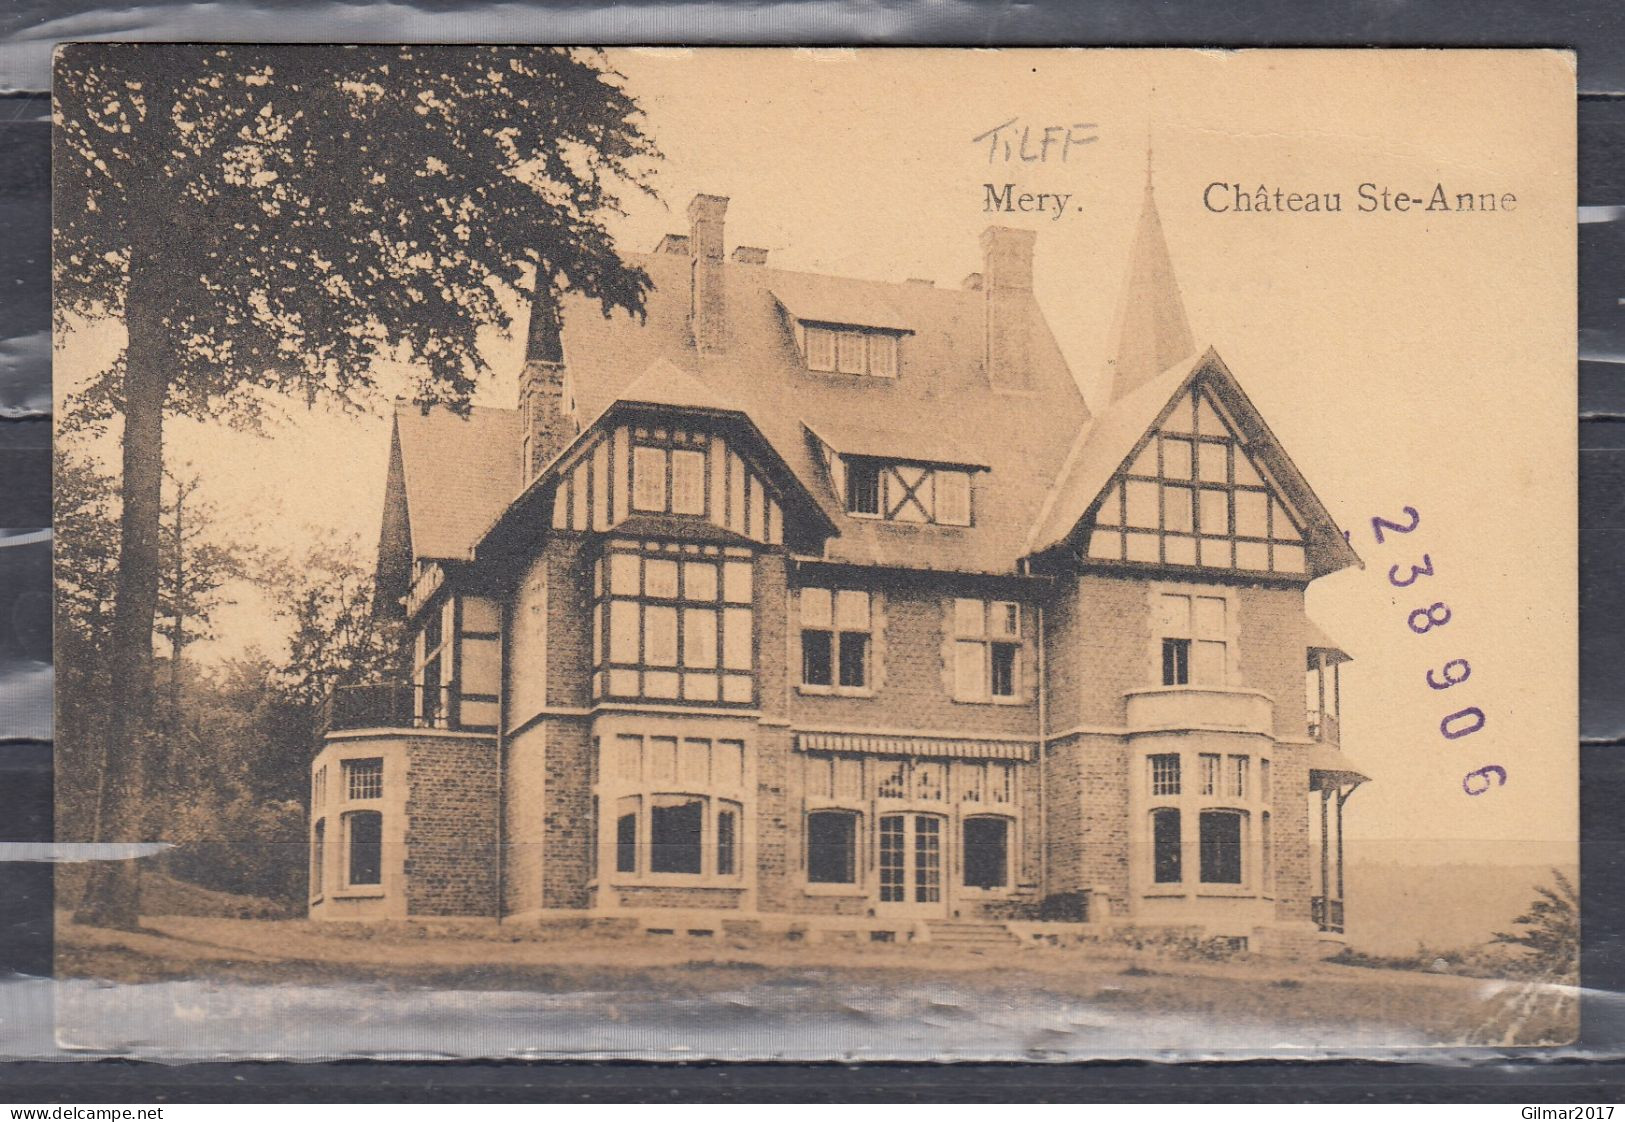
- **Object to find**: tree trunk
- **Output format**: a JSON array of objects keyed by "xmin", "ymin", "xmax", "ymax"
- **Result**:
[{"xmin": 74, "ymin": 269, "xmax": 167, "ymax": 931}]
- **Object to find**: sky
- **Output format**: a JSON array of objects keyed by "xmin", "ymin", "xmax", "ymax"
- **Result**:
[{"xmin": 55, "ymin": 48, "xmax": 1578, "ymax": 859}]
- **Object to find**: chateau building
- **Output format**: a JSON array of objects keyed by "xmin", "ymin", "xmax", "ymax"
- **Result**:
[{"xmin": 308, "ymin": 178, "xmax": 1370, "ymax": 953}]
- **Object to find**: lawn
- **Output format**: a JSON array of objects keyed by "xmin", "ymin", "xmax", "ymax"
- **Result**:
[{"xmin": 46, "ymin": 914, "xmax": 1577, "ymax": 1060}]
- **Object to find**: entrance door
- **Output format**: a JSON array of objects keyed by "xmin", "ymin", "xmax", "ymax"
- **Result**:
[{"xmin": 877, "ymin": 813, "xmax": 946, "ymax": 916}]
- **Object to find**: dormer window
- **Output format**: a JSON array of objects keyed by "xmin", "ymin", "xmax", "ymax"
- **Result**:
[
  {"xmin": 839, "ymin": 457, "xmax": 973, "ymax": 526},
  {"xmin": 802, "ymin": 325, "xmax": 901, "ymax": 378}
]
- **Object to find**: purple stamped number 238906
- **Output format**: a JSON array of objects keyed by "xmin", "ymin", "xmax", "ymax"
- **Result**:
[{"xmin": 1369, "ymin": 507, "xmax": 1507, "ymax": 798}]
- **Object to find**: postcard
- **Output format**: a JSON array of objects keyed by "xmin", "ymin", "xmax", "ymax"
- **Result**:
[{"xmin": 48, "ymin": 46, "xmax": 1577, "ymax": 1059}]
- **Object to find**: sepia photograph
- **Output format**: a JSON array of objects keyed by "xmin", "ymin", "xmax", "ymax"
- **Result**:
[{"xmin": 49, "ymin": 46, "xmax": 1579, "ymax": 1059}]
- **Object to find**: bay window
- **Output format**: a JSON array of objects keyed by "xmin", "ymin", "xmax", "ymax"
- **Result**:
[
  {"xmin": 602, "ymin": 733, "xmax": 749, "ymax": 883},
  {"xmin": 595, "ymin": 542, "xmax": 754, "ymax": 704}
]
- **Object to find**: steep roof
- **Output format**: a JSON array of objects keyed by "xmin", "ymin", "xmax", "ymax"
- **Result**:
[
  {"xmin": 1027, "ymin": 347, "xmax": 1361, "ymax": 578},
  {"xmin": 391, "ymin": 403, "xmax": 523, "ymax": 562},
  {"xmin": 1104, "ymin": 175, "xmax": 1197, "ymax": 402},
  {"xmin": 551, "ymin": 250, "xmax": 1090, "ymax": 573},
  {"xmin": 1026, "ymin": 352, "xmax": 1197, "ymax": 555}
]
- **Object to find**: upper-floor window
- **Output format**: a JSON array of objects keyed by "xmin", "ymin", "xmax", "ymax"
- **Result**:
[
  {"xmin": 805, "ymin": 325, "xmax": 901, "ymax": 377},
  {"xmin": 414, "ymin": 597, "xmax": 452, "ymax": 727},
  {"xmin": 1158, "ymin": 592, "xmax": 1227, "ymax": 686},
  {"xmin": 344, "ymin": 758, "xmax": 383, "ymax": 801},
  {"xmin": 799, "ymin": 588, "xmax": 872, "ymax": 691},
  {"xmin": 631, "ymin": 430, "xmax": 708, "ymax": 516},
  {"xmin": 953, "ymin": 598, "xmax": 1021, "ymax": 702},
  {"xmin": 842, "ymin": 458, "xmax": 972, "ymax": 526},
  {"xmin": 595, "ymin": 542, "xmax": 755, "ymax": 705}
]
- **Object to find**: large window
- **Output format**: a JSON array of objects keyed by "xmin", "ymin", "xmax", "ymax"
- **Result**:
[
  {"xmin": 952, "ymin": 599, "xmax": 1021, "ymax": 702},
  {"xmin": 604, "ymin": 734, "xmax": 747, "ymax": 882},
  {"xmin": 840, "ymin": 458, "xmax": 973, "ymax": 526},
  {"xmin": 614, "ymin": 794, "xmax": 742, "ymax": 879},
  {"xmin": 345, "ymin": 810, "xmax": 382, "ymax": 888},
  {"xmin": 630, "ymin": 430, "xmax": 709, "ymax": 516},
  {"xmin": 650, "ymin": 796, "xmax": 705, "ymax": 874},
  {"xmin": 1198, "ymin": 809, "xmax": 1244, "ymax": 884},
  {"xmin": 800, "ymin": 588, "xmax": 872, "ymax": 691},
  {"xmin": 962, "ymin": 816, "xmax": 1010, "ymax": 889},
  {"xmin": 1157, "ymin": 593, "xmax": 1227, "ymax": 686},
  {"xmin": 804, "ymin": 325, "xmax": 901, "ymax": 378},
  {"xmin": 595, "ymin": 542, "xmax": 754, "ymax": 704},
  {"xmin": 1086, "ymin": 383, "xmax": 1307, "ymax": 573},
  {"xmin": 807, "ymin": 810, "xmax": 859, "ymax": 884},
  {"xmin": 1151, "ymin": 807, "xmax": 1182, "ymax": 884}
]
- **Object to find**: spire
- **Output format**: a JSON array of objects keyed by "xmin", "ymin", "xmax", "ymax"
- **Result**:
[
  {"xmin": 1104, "ymin": 156, "xmax": 1196, "ymax": 403},
  {"xmin": 524, "ymin": 274, "xmax": 564, "ymax": 366}
]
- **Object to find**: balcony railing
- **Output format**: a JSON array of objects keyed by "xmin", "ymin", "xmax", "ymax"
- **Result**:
[
  {"xmin": 1311, "ymin": 895, "xmax": 1345, "ymax": 933},
  {"xmin": 1307, "ymin": 708, "xmax": 1340, "ymax": 745},
  {"xmin": 320, "ymin": 682, "xmax": 456, "ymax": 736}
]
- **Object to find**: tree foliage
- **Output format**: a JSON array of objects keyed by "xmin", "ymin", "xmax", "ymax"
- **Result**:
[
  {"xmin": 55, "ymin": 44, "xmax": 657, "ymax": 419},
  {"xmin": 54, "ymin": 44, "xmax": 660, "ymax": 927},
  {"xmin": 262, "ymin": 536, "xmax": 403, "ymax": 711},
  {"xmin": 1491, "ymin": 869, "xmax": 1579, "ymax": 981}
]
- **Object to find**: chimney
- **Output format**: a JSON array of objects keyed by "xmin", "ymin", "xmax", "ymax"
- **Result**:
[
  {"xmin": 980, "ymin": 226, "xmax": 1037, "ymax": 391},
  {"xmin": 732, "ymin": 246, "xmax": 768, "ymax": 265},
  {"xmin": 688, "ymin": 193, "xmax": 729, "ymax": 353},
  {"xmin": 520, "ymin": 280, "xmax": 577, "ymax": 481}
]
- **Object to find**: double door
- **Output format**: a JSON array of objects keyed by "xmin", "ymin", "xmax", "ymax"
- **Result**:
[{"xmin": 877, "ymin": 812, "xmax": 945, "ymax": 916}]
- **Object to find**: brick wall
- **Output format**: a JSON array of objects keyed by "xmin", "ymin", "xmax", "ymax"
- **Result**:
[
  {"xmin": 545, "ymin": 537, "xmax": 594, "ymax": 709},
  {"xmin": 1042, "ymin": 734, "xmax": 1084, "ymax": 896},
  {"xmin": 1076, "ymin": 732, "xmax": 1131, "ymax": 913},
  {"xmin": 404, "ymin": 735, "xmax": 499, "ymax": 917},
  {"xmin": 1064, "ymin": 573, "xmax": 1154, "ymax": 729},
  {"xmin": 754, "ymin": 724, "xmax": 795, "ymax": 914},
  {"xmin": 541, "ymin": 715, "xmax": 594, "ymax": 909},
  {"xmin": 1271, "ymin": 743, "xmax": 1312, "ymax": 923},
  {"xmin": 615, "ymin": 885, "xmax": 748, "ymax": 911},
  {"xmin": 1236, "ymin": 583, "xmax": 1308, "ymax": 739}
]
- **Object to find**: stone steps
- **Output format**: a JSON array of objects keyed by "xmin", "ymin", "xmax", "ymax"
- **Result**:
[{"xmin": 924, "ymin": 920, "xmax": 1021, "ymax": 950}]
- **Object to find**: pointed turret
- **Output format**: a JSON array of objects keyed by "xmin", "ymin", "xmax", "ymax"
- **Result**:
[
  {"xmin": 1104, "ymin": 159, "xmax": 1196, "ymax": 402},
  {"xmin": 519, "ymin": 276, "xmax": 575, "ymax": 482}
]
